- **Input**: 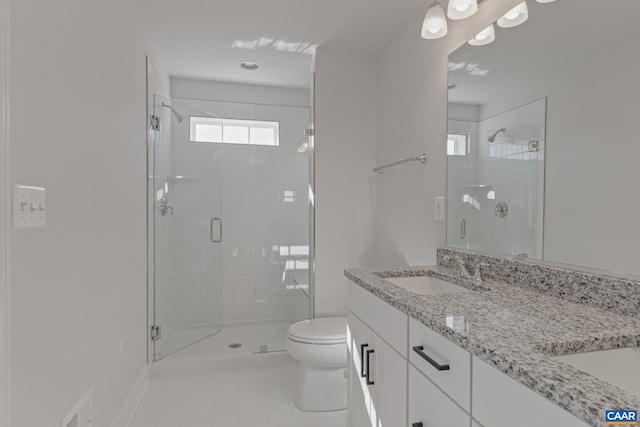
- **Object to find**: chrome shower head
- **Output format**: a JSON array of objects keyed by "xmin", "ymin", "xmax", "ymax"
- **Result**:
[
  {"xmin": 162, "ymin": 102, "xmax": 184, "ymax": 123},
  {"xmin": 488, "ymin": 127, "xmax": 506, "ymax": 142}
]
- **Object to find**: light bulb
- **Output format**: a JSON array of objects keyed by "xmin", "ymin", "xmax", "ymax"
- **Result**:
[
  {"xmin": 447, "ymin": 0, "xmax": 478, "ymax": 20},
  {"xmin": 421, "ymin": 1, "xmax": 448, "ymax": 39},
  {"xmin": 468, "ymin": 24, "xmax": 496, "ymax": 46},
  {"xmin": 505, "ymin": 10, "xmax": 521, "ymax": 20},
  {"xmin": 497, "ymin": 1, "xmax": 529, "ymax": 28}
]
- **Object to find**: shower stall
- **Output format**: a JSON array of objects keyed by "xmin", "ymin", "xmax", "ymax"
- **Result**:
[{"xmin": 148, "ymin": 94, "xmax": 313, "ymax": 362}]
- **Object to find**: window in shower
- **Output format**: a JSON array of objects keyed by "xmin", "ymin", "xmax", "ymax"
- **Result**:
[
  {"xmin": 447, "ymin": 133, "xmax": 469, "ymax": 156},
  {"xmin": 190, "ymin": 116, "xmax": 280, "ymax": 146}
]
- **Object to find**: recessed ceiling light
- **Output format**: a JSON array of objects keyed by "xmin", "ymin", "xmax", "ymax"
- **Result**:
[{"xmin": 240, "ymin": 61, "xmax": 259, "ymax": 71}]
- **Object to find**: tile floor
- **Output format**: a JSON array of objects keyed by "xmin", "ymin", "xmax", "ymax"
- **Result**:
[{"xmin": 130, "ymin": 364, "xmax": 347, "ymax": 427}]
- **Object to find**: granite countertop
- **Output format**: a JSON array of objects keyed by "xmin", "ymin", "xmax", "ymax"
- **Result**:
[{"xmin": 344, "ymin": 265, "xmax": 640, "ymax": 427}]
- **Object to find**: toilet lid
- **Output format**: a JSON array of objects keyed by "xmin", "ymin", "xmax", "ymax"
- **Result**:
[{"xmin": 287, "ymin": 317, "xmax": 347, "ymax": 344}]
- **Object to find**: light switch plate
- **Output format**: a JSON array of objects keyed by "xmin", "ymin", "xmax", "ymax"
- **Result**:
[
  {"xmin": 13, "ymin": 185, "xmax": 46, "ymax": 228},
  {"xmin": 434, "ymin": 196, "xmax": 445, "ymax": 221}
]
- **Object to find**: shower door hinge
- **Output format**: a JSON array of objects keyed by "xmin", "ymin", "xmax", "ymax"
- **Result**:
[
  {"xmin": 304, "ymin": 128, "xmax": 314, "ymax": 137},
  {"xmin": 151, "ymin": 325, "xmax": 161, "ymax": 341},
  {"xmin": 151, "ymin": 115, "xmax": 160, "ymax": 131}
]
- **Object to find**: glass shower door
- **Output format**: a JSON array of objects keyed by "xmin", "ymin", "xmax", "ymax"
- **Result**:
[{"xmin": 152, "ymin": 96, "xmax": 224, "ymax": 360}]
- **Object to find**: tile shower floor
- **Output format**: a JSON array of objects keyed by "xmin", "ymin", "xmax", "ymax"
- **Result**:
[
  {"xmin": 158, "ymin": 321, "xmax": 293, "ymax": 361},
  {"xmin": 130, "ymin": 364, "xmax": 348, "ymax": 427}
]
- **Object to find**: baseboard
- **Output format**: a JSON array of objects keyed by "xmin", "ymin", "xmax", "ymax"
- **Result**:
[
  {"xmin": 151, "ymin": 351, "xmax": 296, "ymax": 378},
  {"xmin": 110, "ymin": 365, "xmax": 150, "ymax": 427}
]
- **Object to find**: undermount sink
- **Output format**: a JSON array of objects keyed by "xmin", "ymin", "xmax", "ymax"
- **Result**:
[
  {"xmin": 384, "ymin": 275, "xmax": 473, "ymax": 296},
  {"xmin": 552, "ymin": 347, "xmax": 640, "ymax": 397}
]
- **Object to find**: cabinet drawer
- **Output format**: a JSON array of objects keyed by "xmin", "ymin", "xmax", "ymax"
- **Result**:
[
  {"xmin": 348, "ymin": 281, "xmax": 407, "ymax": 357},
  {"xmin": 409, "ymin": 365, "xmax": 470, "ymax": 427},
  {"xmin": 409, "ymin": 317, "xmax": 471, "ymax": 411},
  {"xmin": 472, "ymin": 356, "xmax": 590, "ymax": 427}
]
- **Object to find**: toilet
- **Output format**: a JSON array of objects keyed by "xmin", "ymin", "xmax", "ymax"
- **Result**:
[{"xmin": 286, "ymin": 317, "xmax": 348, "ymax": 412}]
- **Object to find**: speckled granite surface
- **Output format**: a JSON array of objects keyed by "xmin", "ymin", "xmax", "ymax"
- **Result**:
[
  {"xmin": 344, "ymin": 265, "xmax": 640, "ymax": 427},
  {"xmin": 437, "ymin": 247, "xmax": 640, "ymax": 318}
]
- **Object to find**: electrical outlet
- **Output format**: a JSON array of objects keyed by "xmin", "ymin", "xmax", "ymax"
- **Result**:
[{"xmin": 13, "ymin": 185, "xmax": 46, "ymax": 228}]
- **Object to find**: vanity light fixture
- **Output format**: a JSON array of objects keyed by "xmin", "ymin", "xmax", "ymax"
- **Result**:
[
  {"xmin": 447, "ymin": 0, "xmax": 479, "ymax": 20},
  {"xmin": 468, "ymin": 24, "xmax": 496, "ymax": 46},
  {"xmin": 497, "ymin": 1, "xmax": 529, "ymax": 28},
  {"xmin": 421, "ymin": 1, "xmax": 448, "ymax": 39}
]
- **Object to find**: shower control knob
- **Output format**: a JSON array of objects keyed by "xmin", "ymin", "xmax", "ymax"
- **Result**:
[
  {"xmin": 160, "ymin": 196, "xmax": 174, "ymax": 216},
  {"xmin": 495, "ymin": 201, "xmax": 509, "ymax": 218}
]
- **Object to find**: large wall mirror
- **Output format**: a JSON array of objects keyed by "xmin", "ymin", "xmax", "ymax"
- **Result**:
[{"xmin": 447, "ymin": 0, "xmax": 640, "ymax": 277}]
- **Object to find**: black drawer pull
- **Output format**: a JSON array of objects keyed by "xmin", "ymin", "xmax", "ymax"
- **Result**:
[
  {"xmin": 360, "ymin": 343, "xmax": 369, "ymax": 377},
  {"xmin": 412, "ymin": 423, "xmax": 424, "ymax": 427},
  {"xmin": 365, "ymin": 349, "xmax": 375, "ymax": 385},
  {"xmin": 412, "ymin": 345, "xmax": 450, "ymax": 371}
]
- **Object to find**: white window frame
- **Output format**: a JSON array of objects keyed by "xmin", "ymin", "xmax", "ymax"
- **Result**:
[
  {"xmin": 189, "ymin": 116, "xmax": 280, "ymax": 146},
  {"xmin": 447, "ymin": 133, "xmax": 469, "ymax": 156}
]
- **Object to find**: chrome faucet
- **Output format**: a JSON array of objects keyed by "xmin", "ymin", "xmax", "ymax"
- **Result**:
[
  {"xmin": 444, "ymin": 256, "xmax": 489, "ymax": 283},
  {"xmin": 451, "ymin": 256, "xmax": 473, "ymax": 278}
]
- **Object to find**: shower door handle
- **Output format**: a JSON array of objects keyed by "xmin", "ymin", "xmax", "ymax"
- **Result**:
[{"xmin": 210, "ymin": 218, "xmax": 222, "ymax": 243}]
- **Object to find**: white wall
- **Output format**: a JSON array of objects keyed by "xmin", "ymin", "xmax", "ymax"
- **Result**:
[
  {"xmin": 375, "ymin": 0, "xmax": 522, "ymax": 267},
  {"xmin": 314, "ymin": 48, "xmax": 377, "ymax": 316},
  {"xmin": 7, "ymin": 0, "xmax": 166, "ymax": 425},
  {"xmin": 171, "ymin": 77, "xmax": 309, "ymax": 107},
  {"xmin": 0, "ymin": 0, "xmax": 8, "ymax": 425}
]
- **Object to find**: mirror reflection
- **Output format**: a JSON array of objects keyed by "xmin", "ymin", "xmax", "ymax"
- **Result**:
[{"xmin": 447, "ymin": 0, "xmax": 640, "ymax": 276}]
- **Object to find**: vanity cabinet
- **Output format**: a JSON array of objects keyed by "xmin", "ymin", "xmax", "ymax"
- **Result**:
[
  {"xmin": 347, "ymin": 283, "xmax": 407, "ymax": 427},
  {"xmin": 347, "ymin": 281, "xmax": 591, "ymax": 427},
  {"xmin": 407, "ymin": 317, "xmax": 472, "ymax": 427},
  {"xmin": 472, "ymin": 356, "xmax": 590, "ymax": 427},
  {"xmin": 409, "ymin": 317, "xmax": 471, "ymax": 411},
  {"xmin": 347, "ymin": 312, "xmax": 407, "ymax": 427},
  {"xmin": 409, "ymin": 364, "xmax": 470, "ymax": 427}
]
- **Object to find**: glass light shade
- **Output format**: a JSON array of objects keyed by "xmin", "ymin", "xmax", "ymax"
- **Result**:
[
  {"xmin": 421, "ymin": 1, "xmax": 448, "ymax": 39},
  {"xmin": 497, "ymin": 1, "xmax": 529, "ymax": 28},
  {"xmin": 468, "ymin": 24, "xmax": 496, "ymax": 46},
  {"xmin": 447, "ymin": 0, "xmax": 479, "ymax": 20}
]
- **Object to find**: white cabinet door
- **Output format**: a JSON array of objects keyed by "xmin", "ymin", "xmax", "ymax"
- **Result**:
[
  {"xmin": 348, "ymin": 282, "xmax": 408, "ymax": 356},
  {"xmin": 408, "ymin": 364, "xmax": 471, "ymax": 427},
  {"xmin": 372, "ymin": 332, "xmax": 407, "ymax": 427},
  {"xmin": 348, "ymin": 312, "xmax": 376, "ymax": 427},
  {"xmin": 472, "ymin": 357, "xmax": 590, "ymax": 427},
  {"xmin": 409, "ymin": 318, "xmax": 471, "ymax": 411}
]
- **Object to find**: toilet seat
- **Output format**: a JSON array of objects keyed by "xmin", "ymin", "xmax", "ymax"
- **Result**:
[{"xmin": 287, "ymin": 317, "xmax": 347, "ymax": 345}]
